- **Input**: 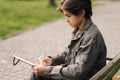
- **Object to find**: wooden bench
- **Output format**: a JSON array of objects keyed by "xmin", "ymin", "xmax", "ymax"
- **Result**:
[{"xmin": 90, "ymin": 54, "xmax": 120, "ymax": 80}]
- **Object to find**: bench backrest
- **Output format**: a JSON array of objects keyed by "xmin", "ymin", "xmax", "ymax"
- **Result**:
[{"xmin": 90, "ymin": 54, "xmax": 120, "ymax": 80}]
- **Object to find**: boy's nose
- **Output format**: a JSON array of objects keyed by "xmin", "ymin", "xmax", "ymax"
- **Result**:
[{"xmin": 65, "ymin": 18, "xmax": 69, "ymax": 22}]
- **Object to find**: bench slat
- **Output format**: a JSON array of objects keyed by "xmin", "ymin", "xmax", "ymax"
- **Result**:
[{"xmin": 90, "ymin": 54, "xmax": 120, "ymax": 80}]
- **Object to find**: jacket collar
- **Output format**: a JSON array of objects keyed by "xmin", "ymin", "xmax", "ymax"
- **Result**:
[{"xmin": 72, "ymin": 19, "xmax": 92, "ymax": 40}]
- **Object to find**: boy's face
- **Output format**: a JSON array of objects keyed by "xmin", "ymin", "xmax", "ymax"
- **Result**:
[{"xmin": 63, "ymin": 9, "xmax": 84, "ymax": 28}]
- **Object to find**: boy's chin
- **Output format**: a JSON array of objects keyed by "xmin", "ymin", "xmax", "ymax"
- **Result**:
[{"xmin": 71, "ymin": 26, "xmax": 77, "ymax": 28}]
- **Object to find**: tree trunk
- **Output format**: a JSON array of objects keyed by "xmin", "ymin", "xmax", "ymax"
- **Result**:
[{"xmin": 49, "ymin": 0, "xmax": 56, "ymax": 6}]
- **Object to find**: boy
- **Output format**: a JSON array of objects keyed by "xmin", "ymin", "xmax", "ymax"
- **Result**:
[{"xmin": 30, "ymin": 0, "xmax": 107, "ymax": 80}]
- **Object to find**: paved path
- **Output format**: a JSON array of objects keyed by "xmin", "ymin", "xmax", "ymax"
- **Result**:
[{"xmin": 0, "ymin": 1, "xmax": 120, "ymax": 80}]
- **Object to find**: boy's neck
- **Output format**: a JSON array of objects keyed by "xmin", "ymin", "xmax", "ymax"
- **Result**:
[{"xmin": 78, "ymin": 18, "xmax": 86, "ymax": 30}]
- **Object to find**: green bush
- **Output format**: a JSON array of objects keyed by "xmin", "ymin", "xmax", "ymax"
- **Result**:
[{"xmin": 0, "ymin": 0, "xmax": 62, "ymax": 38}]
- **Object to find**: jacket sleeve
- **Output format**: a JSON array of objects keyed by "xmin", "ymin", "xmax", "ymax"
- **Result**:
[
  {"xmin": 50, "ymin": 47, "xmax": 68, "ymax": 65},
  {"xmin": 43, "ymin": 35, "xmax": 100, "ymax": 80}
]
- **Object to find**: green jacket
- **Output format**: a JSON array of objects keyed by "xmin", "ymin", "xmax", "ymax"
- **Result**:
[{"xmin": 43, "ymin": 19, "xmax": 107, "ymax": 80}]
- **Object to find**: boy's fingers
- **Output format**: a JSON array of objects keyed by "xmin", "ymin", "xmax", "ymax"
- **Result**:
[{"xmin": 32, "ymin": 64, "xmax": 35, "ymax": 67}]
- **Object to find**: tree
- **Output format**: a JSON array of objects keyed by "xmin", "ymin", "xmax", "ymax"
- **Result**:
[{"xmin": 49, "ymin": 0, "xmax": 56, "ymax": 6}]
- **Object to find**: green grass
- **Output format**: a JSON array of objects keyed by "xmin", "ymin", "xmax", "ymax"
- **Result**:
[
  {"xmin": 0, "ymin": 0, "xmax": 98, "ymax": 38},
  {"xmin": 0, "ymin": 0, "xmax": 62, "ymax": 38}
]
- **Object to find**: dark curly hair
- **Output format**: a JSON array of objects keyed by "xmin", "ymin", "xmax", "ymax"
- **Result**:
[{"xmin": 57, "ymin": 0, "xmax": 92, "ymax": 19}]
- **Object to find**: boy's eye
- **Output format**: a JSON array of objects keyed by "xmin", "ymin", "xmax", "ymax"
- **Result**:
[
  {"xmin": 67, "ymin": 15, "xmax": 71, "ymax": 17},
  {"xmin": 65, "ymin": 14, "xmax": 71, "ymax": 17}
]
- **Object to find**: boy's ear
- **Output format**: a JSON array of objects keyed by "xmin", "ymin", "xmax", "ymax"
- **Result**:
[{"xmin": 79, "ymin": 9, "xmax": 85, "ymax": 17}]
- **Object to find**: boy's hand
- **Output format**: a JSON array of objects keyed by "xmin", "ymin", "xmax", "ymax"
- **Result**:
[
  {"xmin": 38, "ymin": 56, "xmax": 53, "ymax": 66},
  {"xmin": 32, "ymin": 64, "xmax": 44, "ymax": 76}
]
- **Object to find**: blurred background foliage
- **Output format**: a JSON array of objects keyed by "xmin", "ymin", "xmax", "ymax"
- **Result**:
[
  {"xmin": 0, "ymin": 0, "xmax": 61, "ymax": 38},
  {"xmin": 0, "ymin": 0, "xmax": 96, "ymax": 38}
]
